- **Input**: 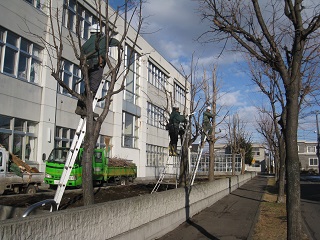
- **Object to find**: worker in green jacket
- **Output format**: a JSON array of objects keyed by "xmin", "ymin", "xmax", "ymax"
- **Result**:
[
  {"xmin": 75, "ymin": 24, "xmax": 118, "ymax": 118},
  {"xmin": 201, "ymin": 106, "xmax": 214, "ymax": 146},
  {"xmin": 168, "ymin": 106, "xmax": 187, "ymax": 156}
]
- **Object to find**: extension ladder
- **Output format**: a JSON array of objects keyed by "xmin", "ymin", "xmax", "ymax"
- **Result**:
[
  {"xmin": 151, "ymin": 155, "xmax": 179, "ymax": 194},
  {"xmin": 151, "ymin": 114, "xmax": 192, "ymax": 194},
  {"xmin": 53, "ymin": 79, "xmax": 106, "ymax": 209},
  {"xmin": 189, "ymin": 135, "xmax": 207, "ymax": 186}
]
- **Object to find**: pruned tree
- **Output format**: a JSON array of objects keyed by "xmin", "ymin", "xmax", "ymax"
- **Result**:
[
  {"xmin": 37, "ymin": 0, "xmax": 144, "ymax": 205},
  {"xmin": 177, "ymin": 53, "xmax": 202, "ymax": 187},
  {"xmin": 197, "ymin": 0, "xmax": 320, "ymax": 237},
  {"xmin": 201, "ymin": 66, "xmax": 228, "ymax": 180}
]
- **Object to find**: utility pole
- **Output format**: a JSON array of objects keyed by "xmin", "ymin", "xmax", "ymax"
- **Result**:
[{"xmin": 316, "ymin": 112, "xmax": 320, "ymax": 175}]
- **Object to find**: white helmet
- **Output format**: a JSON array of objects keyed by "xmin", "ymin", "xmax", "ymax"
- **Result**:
[
  {"xmin": 206, "ymin": 106, "xmax": 211, "ymax": 111},
  {"xmin": 173, "ymin": 105, "xmax": 179, "ymax": 110},
  {"xmin": 89, "ymin": 24, "xmax": 100, "ymax": 33}
]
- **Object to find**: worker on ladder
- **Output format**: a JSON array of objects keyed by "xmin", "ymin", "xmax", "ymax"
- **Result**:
[
  {"xmin": 201, "ymin": 106, "xmax": 214, "ymax": 147},
  {"xmin": 168, "ymin": 106, "xmax": 187, "ymax": 156},
  {"xmin": 75, "ymin": 24, "xmax": 118, "ymax": 118}
]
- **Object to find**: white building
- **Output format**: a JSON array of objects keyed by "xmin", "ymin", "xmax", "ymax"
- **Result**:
[{"xmin": 0, "ymin": 0, "xmax": 190, "ymax": 180}]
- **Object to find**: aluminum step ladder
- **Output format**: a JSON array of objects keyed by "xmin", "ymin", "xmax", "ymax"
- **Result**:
[
  {"xmin": 189, "ymin": 135, "xmax": 207, "ymax": 186},
  {"xmin": 53, "ymin": 79, "xmax": 106, "ymax": 209},
  {"xmin": 151, "ymin": 114, "xmax": 192, "ymax": 194}
]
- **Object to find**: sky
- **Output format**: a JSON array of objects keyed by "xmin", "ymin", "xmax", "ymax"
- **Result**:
[{"xmin": 109, "ymin": 0, "xmax": 319, "ymax": 144}]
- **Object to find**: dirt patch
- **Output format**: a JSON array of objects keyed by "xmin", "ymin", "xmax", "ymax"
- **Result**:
[{"xmin": 0, "ymin": 182, "xmax": 175, "ymax": 219}]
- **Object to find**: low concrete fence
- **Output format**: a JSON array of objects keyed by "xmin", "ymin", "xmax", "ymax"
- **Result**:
[{"xmin": 0, "ymin": 172, "xmax": 256, "ymax": 240}]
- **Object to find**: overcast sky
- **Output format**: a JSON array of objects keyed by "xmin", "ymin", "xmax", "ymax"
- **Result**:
[{"xmin": 109, "ymin": 0, "xmax": 318, "ymax": 143}]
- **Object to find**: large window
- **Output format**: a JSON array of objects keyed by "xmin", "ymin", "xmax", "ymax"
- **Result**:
[
  {"xmin": 147, "ymin": 102, "xmax": 166, "ymax": 129},
  {"xmin": 0, "ymin": 27, "xmax": 42, "ymax": 83},
  {"xmin": 63, "ymin": 0, "xmax": 102, "ymax": 40},
  {"xmin": 55, "ymin": 126, "xmax": 107, "ymax": 149},
  {"xmin": 174, "ymin": 82, "xmax": 186, "ymax": 105},
  {"xmin": 0, "ymin": 115, "xmax": 38, "ymax": 162},
  {"xmin": 124, "ymin": 44, "xmax": 140, "ymax": 105},
  {"xmin": 146, "ymin": 144, "xmax": 167, "ymax": 166},
  {"xmin": 122, "ymin": 112, "xmax": 138, "ymax": 148},
  {"xmin": 148, "ymin": 61, "xmax": 167, "ymax": 89},
  {"xmin": 59, "ymin": 59, "xmax": 110, "ymax": 108}
]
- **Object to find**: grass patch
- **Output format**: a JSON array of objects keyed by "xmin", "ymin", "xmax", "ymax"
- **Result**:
[
  {"xmin": 252, "ymin": 177, "xmax": 309, "ymax": 240},
  {"xmin": 252, "ymin": 178, "xmax": 287, "ymax": 240}
]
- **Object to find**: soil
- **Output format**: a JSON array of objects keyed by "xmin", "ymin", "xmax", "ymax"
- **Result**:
[{"xmin": 0, "ymin": 182, "xmax": 174, "ymax": 214}]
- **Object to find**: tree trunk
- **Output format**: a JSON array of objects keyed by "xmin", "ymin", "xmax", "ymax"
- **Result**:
[
  {"xmin": 179, "ymin": 121, "xmax": 191, "ymax": 187},
  {"xmin": 232, "ymin": 153, "xmax": 235, "ymax": 175},
  {"xmin": 208, "ymin": 139, "xmax": 215, "ymax": 181},
  {"xmin": 277, "ymin": 137, "xmax": 286, "ymax": 203},
  {"xmin": 285, "ymin": 87, "xmax": 302, "ymax": 239},
  {"xmin": 81, "ymin": 98, "xmax": 97, "ymax": 206},
  {"xmin": 82, "ymin": 143, "xmax": 95, "ymax": 205}
]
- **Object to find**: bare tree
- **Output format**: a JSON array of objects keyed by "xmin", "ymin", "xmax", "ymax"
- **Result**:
[
  {"xmin": 248, "ymin": 60, "xmax": 286, "ymax": 203},
  {"xmin": 256, "ymin": 110, "xmax": 286, "ymax": 201},
  {"xmin": 197, "ymin": 0, "xmax": 320, "ymax": 237},
  {"xmin": 39, "ymin": 0, "xmax": 144, "ymax": 205},
  {"xmin": 226, "ymin": 114, "xmax": 251, "ymax": 175}
]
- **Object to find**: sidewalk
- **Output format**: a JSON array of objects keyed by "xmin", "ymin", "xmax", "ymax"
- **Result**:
[{"xmin": 157, "ymin": 175, "xmax": 268, "ymax": 240}]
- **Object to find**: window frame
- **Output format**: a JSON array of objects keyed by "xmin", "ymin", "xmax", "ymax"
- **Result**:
[
  {"xmin": 0, "ymin": 27, "xmax": 42, "ymax": 83},
  {"xmin": 122, "ymin": 111, "xmax": 138, "ymax": 149},
  {"xmin": 309, "ymin": 158, "xmax": 318, "ymax": 167}
]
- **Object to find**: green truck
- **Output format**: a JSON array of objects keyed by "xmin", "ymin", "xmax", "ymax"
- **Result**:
[{"xmin": 44, "ymin": 147, "xmax": 137, "ymax": 188}]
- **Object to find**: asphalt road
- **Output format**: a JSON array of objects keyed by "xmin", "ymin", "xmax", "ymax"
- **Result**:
[{"xmin": 301, "ymin": 181, "xmax": 320, "ymax": 240}]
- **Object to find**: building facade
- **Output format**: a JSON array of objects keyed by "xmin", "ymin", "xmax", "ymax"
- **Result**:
[
  {"xmin": 298, "ymin": 140, "xmax": 319, "ymax": 173},
  {"xmin": 0, "ymin": 0, "xmax": 190, "ymax": 180}
]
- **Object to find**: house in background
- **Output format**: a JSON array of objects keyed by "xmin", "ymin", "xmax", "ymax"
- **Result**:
[
  {"xmin": 298, "ymin": 140, "xmax": 319, "ymax": 173},
  {"xmin": 250, "ymin": 143, "xmax": 267, "ymax": 172}
]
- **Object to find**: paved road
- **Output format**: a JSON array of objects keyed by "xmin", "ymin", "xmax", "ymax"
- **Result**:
[
  {"xmin": 157, "ymin": 176, "xmax": 268, "ymax": 240},
  {"xmin": 301, "ymin": 181, "xmax": 320, "ymax": 240}
]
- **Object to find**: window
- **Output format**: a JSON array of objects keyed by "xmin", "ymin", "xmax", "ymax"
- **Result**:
[
  {"xmin": 148, "ymin": 61, "xmax": 167, "ymax": 89},
  {"xmin": 96, "ymin": 135, "xmax": 108, "ymax": 149},
  {"xmin": 55, "ymin": 127, "xmax": 75, "ymax": 148},
  {"xmin": 60, "ymin": 59, "xmax": 82, "ymax": 95},
  {"xmin": 98, "ymin": 81, "xmax": 110, "ymax": 108},
  {"xmin": 309, "ymin": 158, "xmax": 318, "ymax": 166},
  {"xmin": 59, "ymin": 59, "xmax": 109, "ymax": 102},
  {"xmin": 174, "ymin": 82, "xmax": 186, "ymax": 105},
  {"xmin": 147, "ymin": 102, "xmax": 166, "ymax": 129},
  {"xmin": 146, "ymin": 144, "xmax": 167, "ymax": 166},
  {"xmin": 55, "ymin": 126, "xmax": 106, "ymax": 149},
  {"xmin": 252, "ymin": 147, "xmax": 261, "ymax": 156},
  {"xmin": 24, "ymin": 0, "xmax": 45, "ymax": 11},
  {"xmin": 63, "ymin": 0, "xmax": 103, "ymax": 40},
  {"xmin": 124, "ymin": 44, "xmax": 140, "ymax": 105},
  {"xmin": 0, "ymin": 115, "xmax": 38, "ymax": 161},
  {"xmin": 0, "ymin": 27, "xmax": 42, "ymax": 83},
  {"xmin": 307, "ymin": 146, "xmax": 316, "ymax": 153},
  {"xmin": 122, "ymin": 112, "xmax": 138, "ymax": 148}
]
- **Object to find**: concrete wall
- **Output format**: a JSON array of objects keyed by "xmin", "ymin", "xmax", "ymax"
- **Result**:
[{"xmin": 0, "ymin": 172, "xmax": 256, "ymax": 240}]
